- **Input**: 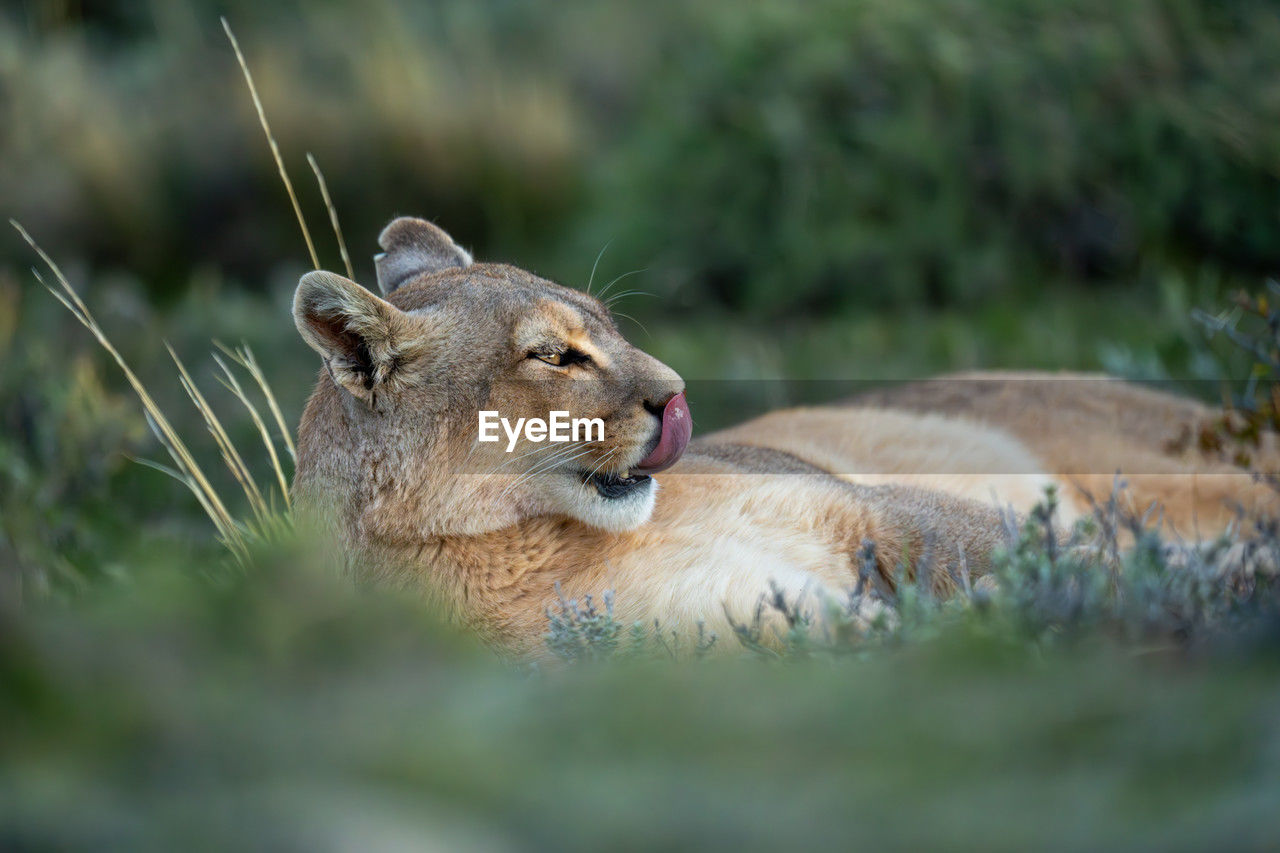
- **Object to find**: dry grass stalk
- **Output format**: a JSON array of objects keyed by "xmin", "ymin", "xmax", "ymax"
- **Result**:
[
  {"xmin": 166, "ymin": 344, "xmax": 271, "ymax": 524},
  {"xmin": 216, "ymin": 342, "xmax": 297, "ymax": 462},
  {"xmin": 211, "ymin": 351, "xmax": 292, "ymax": 512},
  {"xmin": 221, "ymin": 17, "xmax": 320, "ymax": 271},
  {"xmin": 11, "ymin": 219, "xmax": 250, "ymax": 563},
  {"xmin": 307, "ymin": 152, "xmax": 355, "ymax": 280}
]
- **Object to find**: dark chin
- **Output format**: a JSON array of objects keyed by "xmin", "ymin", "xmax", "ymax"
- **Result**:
[{"xmin": 582, "ymin": 470, "xmax": 653, "ymax": 500}]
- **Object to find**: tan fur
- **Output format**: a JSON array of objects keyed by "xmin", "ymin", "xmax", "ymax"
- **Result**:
[
  {"xmin": 291, "ymin": 218, "xmax": 1271, "ymax": 657},
  {"xmin": 706, "ymin": 406, "xmax": 1081, "ymax": 526},
  {"xmin": 847, "ymin": 372, "xmax": 1279, "ymax": 539}
]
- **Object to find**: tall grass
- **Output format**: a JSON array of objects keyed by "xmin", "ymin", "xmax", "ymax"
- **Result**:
[
  {"xmin": 220, "ymin": 16, "xmax": 320, "ymax": 272},
  {"xmin": 11, "ymin": 219, "xmax": 294, "ymax": 567},
  {"xmin": 7, "ymin": 20, "xmax": 337, "ymax": 569}
]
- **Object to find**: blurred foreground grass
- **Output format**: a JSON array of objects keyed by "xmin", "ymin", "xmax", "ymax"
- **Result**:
[{"xmin": 4, "ymin": 545, "xmax": 1280, "ymax": 850}]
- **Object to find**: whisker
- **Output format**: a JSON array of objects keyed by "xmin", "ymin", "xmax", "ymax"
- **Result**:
[
  {"xmin": 502, "ymin": 437, "xmax": 601, "ymax": 471},
  {"xmin": 611, "ymin": 311, "xmax": 651, "ymax": 339},
  {"xmin": 585, "ymin": 238, "xmax": 615, "ymax": 296},
  {"xmin": 604, "ymin": 290, "xmax": 657, "ymax": 309},
  {"xmin": 595, "ymin": 268, "xmax": 648, "ymax": 301},
  {"xmin": 524, "ymin": 444, "xmax": 596, "ymax": 480},
  {"xmin": 471, "ymin": 431, "xmax": 591, "ymax": 475},
  {"xmin": 579, "ymin": 449, "xmax": 619, "ymax": 489},
  {"xmin": 497, "ymin": 441, "xmax": 569, "ymax": 468},
  {"xmin": 499, "ymin": 446, "xmax": 596, "ymax": 500},
  {"xmin": 491, "ymin": 445, "xmax": 572, "ymax": 482},
  {"xmin": 476, "ymin": 436, "xmax": 603, "ymax": 481},
  {"xmin": 505, "ymin": 440, "xmax": 594, "ymax": 480}
]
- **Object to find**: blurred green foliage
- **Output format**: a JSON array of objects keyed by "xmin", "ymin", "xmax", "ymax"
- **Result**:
[
  {"xmin": 589, "ymin": 0, "xmax": 1280, "ymax": 315},
  {"xmin": 4, "ymin": 540, "xmax": 1280, "ymax": 850},
  {"xmin": 1, "ymin": 0, "xmax": 615, "ymax": 288},
  {"xmin": 6, "ymin": 0, "xmax": 1280, "ymax": 316}
]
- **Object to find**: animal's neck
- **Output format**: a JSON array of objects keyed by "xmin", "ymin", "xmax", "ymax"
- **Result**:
[{"xmin": 364, "ymin": 514, "xmax": 616, "ymax": 653}]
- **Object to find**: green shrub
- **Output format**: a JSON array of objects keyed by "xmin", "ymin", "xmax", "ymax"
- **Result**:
[{"xmin": 585, "ymin": 0, "xmax": 1280, "ymax": 316}]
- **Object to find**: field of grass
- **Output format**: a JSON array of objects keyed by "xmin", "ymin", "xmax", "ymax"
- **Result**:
[{"xmin": 6, "ymin": 0, "xmax": 1280, "ymax": 847}]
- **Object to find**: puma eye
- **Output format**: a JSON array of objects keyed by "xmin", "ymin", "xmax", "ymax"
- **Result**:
[{"xmin": 530, "ymin": 348, "xmax": 591, "ymax": 367}]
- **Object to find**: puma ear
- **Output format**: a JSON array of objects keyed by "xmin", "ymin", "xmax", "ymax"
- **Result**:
[
  {"xmin": 374, "ymin": 216, "xmax": 472, "ymax": 295},
  {"xmin": 293, "ymin": 270, "xmax": 434, "ymax": 405}
]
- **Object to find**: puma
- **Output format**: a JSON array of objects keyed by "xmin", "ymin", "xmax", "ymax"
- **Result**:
[{"xmin": 291, "ymin": 217, "xmax": 1274, "ymax": 655}]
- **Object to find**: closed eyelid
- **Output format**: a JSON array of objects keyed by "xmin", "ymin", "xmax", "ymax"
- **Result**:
[{"xmin": 531, "ymin": 347, "xmax": 592, "ymax": 367}]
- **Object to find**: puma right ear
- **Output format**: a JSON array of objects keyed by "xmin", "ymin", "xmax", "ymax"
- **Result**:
[
  {"xmin": 293, "ymin": 270, "xmax": 434, "ymax": 405},
  {"xmin": 374, "ymin": 216, "xmax": 472, "ymax": 295}
]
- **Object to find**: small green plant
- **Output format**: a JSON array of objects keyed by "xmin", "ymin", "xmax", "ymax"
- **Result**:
[
  {"xmin": 545, "ymin": 587, "xmax": 623, "ymax": 662},
  {"xmin": 544, "ymin": 584, "xmax": 719, "ymax": 663},
  {"xmin": 1191, "ymin": 280, "xmax": 1280, "ymax": 473}
]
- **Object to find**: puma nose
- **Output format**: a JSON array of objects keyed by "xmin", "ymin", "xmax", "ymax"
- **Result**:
[{"xmin": 643, "ymin": 388, "xmax": 681, "ymax": 418}]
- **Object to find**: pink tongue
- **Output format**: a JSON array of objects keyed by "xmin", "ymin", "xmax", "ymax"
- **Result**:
[{"xmin": 634, "ymin": 391, "xmax": 692, "ymax": 475}]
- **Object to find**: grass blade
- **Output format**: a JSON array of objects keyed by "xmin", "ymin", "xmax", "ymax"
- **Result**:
[
  {"xmin": 212, "ymin": 353, "xmax": 292, "ymax": 510},
  {"xmin": 307, "ymin": 152, "xmax": 354, "ymax": 281},
  {"xmin": 216, "ymin": 341, "xmax": 297, "ymax": 462},
  {"xmin": 221, "ymin": 17, "xmax": 320, "ymax": 270}
]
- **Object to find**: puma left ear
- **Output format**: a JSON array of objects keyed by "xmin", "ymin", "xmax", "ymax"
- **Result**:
[
  {"xmin": 293, "ymin": 270, "xmax": 434, "ymax": 405},
  {"xmin": 374, "ymin": 216, "xmax": 472, "ymax": 295}
]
